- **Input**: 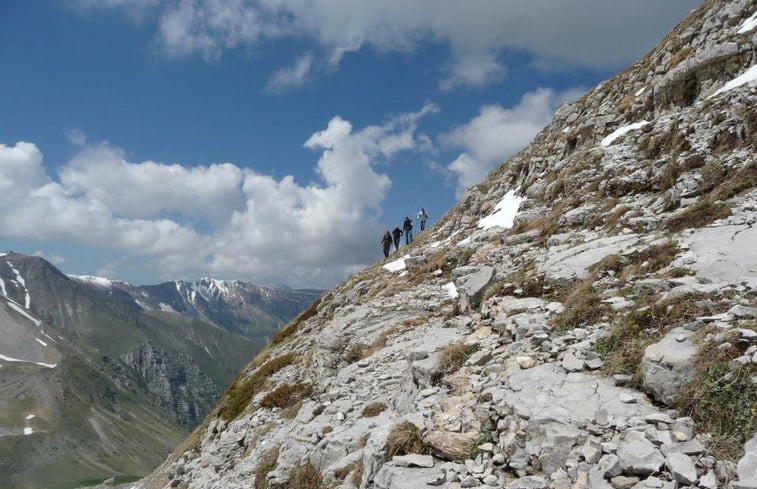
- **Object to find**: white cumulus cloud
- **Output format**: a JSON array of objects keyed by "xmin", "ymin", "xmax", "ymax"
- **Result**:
[
  {"xmin": 441, "ymin": 87, "xmax": 584, "ymax": 197},
  {"xmin": 0, "ymin": 104, "xmax": 436, "ymax": 288}
]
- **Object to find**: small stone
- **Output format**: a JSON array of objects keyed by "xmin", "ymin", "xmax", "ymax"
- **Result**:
[
  {"xmin": 619, "ymin": 392, "xmax": 637, "ymax": 403},
  {"xmin": 516, "ymin": 356, "xmax": 536, "ymax": 369},
  {"xmin": 427, "ymin": 472, "xmax": 447, "ymax": 486},
  {"xmin": 610, "ymin": 476, "xmax": 639, "ymax": 489},
  {"xmin": 585, "ymin": 357, "xmax": 604, "ymax": 370},
  {"xmin": 483, "ymin": 474, "xmax": 499, "ymax": 486},
  {"xmin": 562, "ymin": 351, "xmax": 585, "ymax": 372},
  {"xmin": 613, "ymin": 374, "xmax": 632, "ymax": 386},
  {"xmin": 460, "ymin": 475, "xmax": 479, "ymax": 487},
  {"xmin": 698, "ymin": 470, "xmax": 717, "ymax": 489},
  {"xmin": 392, "ymin": 454, "xmax": 435, "ymax": 468}
]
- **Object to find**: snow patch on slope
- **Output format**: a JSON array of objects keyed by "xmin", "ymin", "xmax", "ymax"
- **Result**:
[
  {"xmin": 478, "ymin": 190, "xmax": 525, "ymax": 230},
  {"xmin": 69, "ymin": 275, "xmax": 113, "ymax": 288},
  {"xmin": 737, "ymin": 12, "xmax": 757, "ymax": 33},
  {"xmin": 0, "ymin": 353, "xmax": 56, "ymax": 369},
  {"xmin": 383, "ymin": 256, "xmax": 408, "ymax": 273},
  {"xmin": 600, "ymin": 121, "xmax": 649, "ymax": 147},
  {"xmin": 709, "ymin": 64, "xmax": 757, "ymax": 98}
]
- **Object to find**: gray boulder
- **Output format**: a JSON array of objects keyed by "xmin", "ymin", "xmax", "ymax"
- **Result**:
[
  {"xmin": 641, "ymin": 327, "xmax": 697, "ymax": 404},
  {"xmin": 617, "ymin": 431, "xmax": 664, "ymax": 476}
]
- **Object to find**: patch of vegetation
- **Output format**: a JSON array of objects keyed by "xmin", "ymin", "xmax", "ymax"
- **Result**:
[
  {"xmin": 218, "ymin": 352, "xmax": 298, "ymax": 421},
  {"xmin": 431, "ymin": 342, "xmax": 478, "ymax": 384},
  {"xmin": 552, "ymin": 279, "xmax": 603, "ymax": 331},
  {"xmin": 594, "ymin": 293, "xmax": 714, "ymax": 381},
  {"xmin": 333, "ymin": 462, "xmax": 357, "ymax": 481},
  {"xmin": 384, "ymin": 421, "xmax": 428, "ymax": 459},
  {"xmin": 674, "ymin": 331, "xmax": 756, "ymax": 460},
  {"xmin": 351, "ymin": 460, "xmax": 364, "ymax": 487},
  {"xmin": 665, "ymin": 200, "xmax": 731, "ymax": 232},
  {"xmin": 281, "ymin": 400, "xmax": 304, "ymax": 419},
  {"xmin": 361, "ymin": 402, "xmax": 387, "ymax": 418},
  {"xmin": 603, "ymin": 205, "xmax": 633, "ymax": 232},
  {"xmin": 270, "ymin": 297, "xmax": 322, "ymax": 345},
  {"xmin": 288, "ymin": 462, "xmax": 325, "ymax": 489},
  {"xmin": 260, "ymin": 382, "xmax": 313, "ymax": 410},
  {"xmin": 343, "ymin": 325, "xmax": 407, "ymax": 364},
  {"xmin": 622, "ymin": 241, "xmax": 679, "ymax": 277},
  {"xmin": 255, "ymin": 445, "xmax": 280, "ymax": 489}
]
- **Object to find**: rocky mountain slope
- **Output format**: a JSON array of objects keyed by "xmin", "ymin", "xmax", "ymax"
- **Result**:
[
  {"xmin": 138, "ymin": 1, "xmax": 757, "ymax": 488},
  {"xmin": 0, "ymin": 253, "xmax": 319, "ymax": 489}
]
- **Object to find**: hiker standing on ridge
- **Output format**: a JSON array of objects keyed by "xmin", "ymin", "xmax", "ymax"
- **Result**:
[
  {"xmin": 417, "ymin": 208, "xmax": 429, "ymax": 231},
  {"xmin": 391, "ymin": 226, "xmax": 403, "ymax": 251},
  {"xmin": 403, "ymin": 217, "xmax": 413, "ymax": 245},
  {"xmin": 382, "ymin": 231, "xmax": 392, "ymax": 258}
]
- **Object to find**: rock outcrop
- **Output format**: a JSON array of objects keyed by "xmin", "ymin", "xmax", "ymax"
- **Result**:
[{"xmin": 138, "ymin": 1, "xmax": 757, "ymax": 488}]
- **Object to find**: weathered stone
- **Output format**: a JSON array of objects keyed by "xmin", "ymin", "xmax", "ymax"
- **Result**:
[
  {"xmin": 392, "ymin": 454, "xmax": 435, "ymax": 468},
  {"xmin": 665, "ymin": 452, "xmax": 697, "ymax": 485},
  {"xmin": 617, "ymin": 431, "xmax": 664, "ymax": 476},
  {"xmin": 424, "ymin": 431, "xmax": 478, "ymax": 461},
  {"xmin": 516, "ymin": 356, "xmax": 536, "ymax": 369},
  {"xmin": 736, "ymin": 435, "xmax": 757, "ymax": 489},
  {"xmin": 641, "ymin": 327, "xmax": 697, "ymax": 404},
  {"xmin": 562, "ymin": 351, "xmax": 585, "ymax": 372}
]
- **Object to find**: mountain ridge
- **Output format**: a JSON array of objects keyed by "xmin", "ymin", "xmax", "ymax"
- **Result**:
[{"xmin": 0, "ymin": 251, "xmax": 321, "ymax": 489}]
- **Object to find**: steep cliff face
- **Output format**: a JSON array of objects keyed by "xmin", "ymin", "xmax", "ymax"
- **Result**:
[
  {"xmin": 139, "ymin": 1, "xmax": 757, "ymax": 488},
  {"xmin": 122, "ymin": 342, "xmax": 219, "ymax": 428}
]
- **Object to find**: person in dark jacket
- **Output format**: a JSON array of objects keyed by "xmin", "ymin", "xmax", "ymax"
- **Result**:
[
  {"xmin": 403, "ymin": 217, "xmax": 413, "ymax": 244},
  {"xmin": 391, "ymin": 226, "xmax": 403, "ymax": 251},
  {"xmin": 381, "ymin": 231, "xmax": 392, "ymax": 257}
]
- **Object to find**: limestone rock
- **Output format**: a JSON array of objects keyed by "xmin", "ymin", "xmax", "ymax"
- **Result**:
[
  {"xmin": 617, "ymin": 431, "xmax": 664, "ymax": 476},
  {"xmin": 641, "ymin": 327, "xmax": 697, "ymax": 404}
]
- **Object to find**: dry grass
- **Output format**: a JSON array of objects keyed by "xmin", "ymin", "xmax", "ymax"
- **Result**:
[
  {"xmin": 255, "ymin": 445, "xmax": 280, "ymax": 489},
  {"xmin": 361, "ymin": 402, "xmax": 387, "ymax": 418},
  {"xmin": 333, "ymin": 462, "xmax": 356, "ymax": 481},
  {"xmin": 260, "ymin": 382, "xmax": 313, "ymax": 409},
  {"xmin": 288, "ymin": 462, "xmax": 325, "ymax": 489},
  {"xmin": 344, "ymin": 324, "xmax": 409, "ymax": 363},
  {"xmin": 673, "ymin": 331, "xmax": 756, "ymax": 460},
  {"xmin": 669, "ymin": 47, "xmax": 692, "ymax": 68},
  {"xmin": 351, "ymin": 460, "xmax": 364, "ymax": 487},
  {"xmin": 218, "ymin": 352, "xmax": 298, "ymax": 421},
  {"xmin": 603, "ymin": 205, "xmax": 633, "ymax": 231},
  {"xmin": 552, "ymin": 279, "xmax": 602, "ymax": 331},
  {"xmin": 619, "ymin": 241, "xmax": 679, "ymax": 280},
  {"xmin": 432, "ymin": 342, "xmax": 477, "ymax": 384},
  {"xmin": 384, "ymin": 421, "xmax": 428, "ymax": 459},
  {"xmin": 665, "ymin": 200, "xmax": 731, "ymax": 232},
  {"xmin": 270, "ymin": 297, "xmax": 321, "ymax": 345}
]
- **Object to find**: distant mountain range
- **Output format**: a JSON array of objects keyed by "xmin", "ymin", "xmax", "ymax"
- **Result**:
[{"xmin": 0, "ymin": 251, "xmax": 321, "ymax": 489}]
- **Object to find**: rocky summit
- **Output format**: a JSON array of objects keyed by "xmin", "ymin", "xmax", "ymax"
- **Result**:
[{"xmin": 137, "ymin": 1, "xmax": 757, "ymax": 488}]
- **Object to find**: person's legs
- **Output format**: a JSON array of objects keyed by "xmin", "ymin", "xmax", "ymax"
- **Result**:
[
  {"xmin": 408, "ymin": 230, "xmax": 413, "ymax": 243},
  {"xmin": 420, "ymin": 221, "xmax": 426, "ymax": 231}
]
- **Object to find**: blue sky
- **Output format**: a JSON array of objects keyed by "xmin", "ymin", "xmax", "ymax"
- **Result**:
[{"xmin": 0, "ymin": 0, "xmax": 699, "ymax": 288}]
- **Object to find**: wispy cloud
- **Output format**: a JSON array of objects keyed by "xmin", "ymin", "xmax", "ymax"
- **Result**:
[{"xmin": 266, "ymin": 53, "xmax": 315, "ymax": 94}]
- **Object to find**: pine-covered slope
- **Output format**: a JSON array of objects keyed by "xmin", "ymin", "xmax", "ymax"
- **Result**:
[{"xmin": 139, "ymin": 1, "xmax": 757, "ymax": 488}]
